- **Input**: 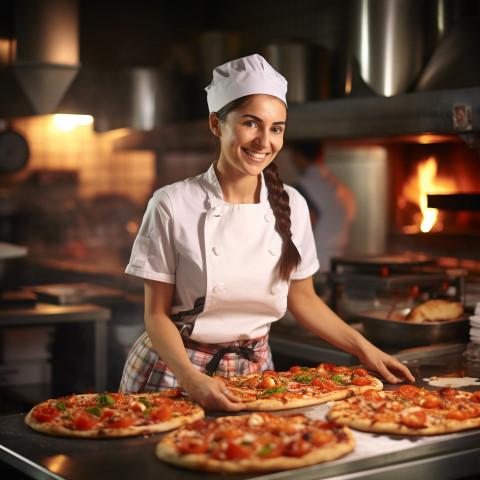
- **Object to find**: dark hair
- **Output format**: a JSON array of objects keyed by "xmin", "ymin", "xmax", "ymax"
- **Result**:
[
  {"xmin": 291, "ymin": 141, "xmax": 323, "ymax": 162},
  {"xmin": 214, "ymin": 96, "xmax": 301, "ymax": 281}
]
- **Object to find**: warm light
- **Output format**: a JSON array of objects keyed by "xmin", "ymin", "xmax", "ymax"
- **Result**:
[
  {"xmin": 401, "ymin": 156, "xmax": 457, "ymax": 233},
  {"xmin": 53, "ymin": 114, "xmax": 93, "ymax": 132}
]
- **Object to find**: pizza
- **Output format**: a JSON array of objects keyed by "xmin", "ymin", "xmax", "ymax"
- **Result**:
[
  {"xmin": 327, "ymin": 384, "xmax": 480, "ymax": 435},
  {"xmin": 214, "ymin": 363, "xmax": 383, "ymax": 411},
  {"xmin": 25, "ymin": 388, "xmax": 204, "ymax": 438},
  {"xmin": 155, "ymin": 412, "xmax": 355, "ymax": 473}
]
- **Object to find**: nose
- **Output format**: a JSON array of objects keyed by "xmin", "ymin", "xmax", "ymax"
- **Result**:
[{"xmin": 254, "ymin": 128, "xmax": 270, "ymax": 148}]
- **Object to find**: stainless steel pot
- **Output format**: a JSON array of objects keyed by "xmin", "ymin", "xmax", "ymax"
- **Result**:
[{"xmin": 358, "ymin": 308, "xmax": 470, "ymax": 349}]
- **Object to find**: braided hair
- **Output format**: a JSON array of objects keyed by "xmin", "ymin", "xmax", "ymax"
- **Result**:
[{"xmin": 214, "ymin": 96, "xmax": 301, "ymax": 281}]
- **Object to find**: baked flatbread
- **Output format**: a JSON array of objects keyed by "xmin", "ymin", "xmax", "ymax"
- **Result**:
[
  {"xmin": 155, "ymin": 412, "xmax": 355, "ymax": 473},
  {"xmin": 215, "ymin": 364, "xmax": 383, "ymax": 411},
  {"xmin": 25, "ymin": 388, "xmax": 204, "ymax": 438},
  {"xmin": 327, "ymin": 385, "xmax": 480, "ymax": 435}
]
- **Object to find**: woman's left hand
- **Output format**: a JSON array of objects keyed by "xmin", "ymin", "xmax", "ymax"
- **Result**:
[{"xmin": 358, "ymin": 347, "xmax": 416, "ymax": 384}]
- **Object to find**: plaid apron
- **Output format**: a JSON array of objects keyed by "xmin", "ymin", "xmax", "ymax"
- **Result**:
[{"xmin": 119, "ymin": 330, "xmax": 273, "ymax": 393}]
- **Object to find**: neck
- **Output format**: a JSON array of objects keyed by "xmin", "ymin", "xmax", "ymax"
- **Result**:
[{"xmin": 215, "ymin": 165, "xmax": 262, "ymax": 204}]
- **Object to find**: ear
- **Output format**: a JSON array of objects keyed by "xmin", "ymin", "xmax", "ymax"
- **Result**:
[{"xmin": 209, "ymin": 113, "xmax": 221, "ymax": 137}]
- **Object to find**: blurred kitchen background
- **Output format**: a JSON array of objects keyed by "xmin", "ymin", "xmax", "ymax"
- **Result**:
[{"xmin": 1, "ymin": 0, "xmax": 480, "ymax": 412}]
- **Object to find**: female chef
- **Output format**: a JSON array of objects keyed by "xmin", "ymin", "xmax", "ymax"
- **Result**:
[{"xmin": 119, "ymin": 54, "xmax": 415, "ymax": 411}]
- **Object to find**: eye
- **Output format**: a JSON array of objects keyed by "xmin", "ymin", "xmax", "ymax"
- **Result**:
[
  {"xmin": 244, "ymin": 120, "xmax": 257, "ymax": 128},
  {"xmin": 272, "ymin": 126, "xmax": 284, "ymax": 134}
]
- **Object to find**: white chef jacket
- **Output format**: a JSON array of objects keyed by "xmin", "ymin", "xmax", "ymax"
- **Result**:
[{"xmin": 126, "ymin": 163, "xmax": 319, "ymax": 344}]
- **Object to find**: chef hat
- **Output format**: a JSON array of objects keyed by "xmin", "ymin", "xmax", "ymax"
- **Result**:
[{"xmin": 205, "ymin": 54, "xmax": 288, "ymax": 113}]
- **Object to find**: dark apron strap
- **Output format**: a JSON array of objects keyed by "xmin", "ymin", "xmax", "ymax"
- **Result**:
[
  {"xmin": 182, "ymin": 337, "xmax": 263, "ymax": 376},
  {"xmin": 204, "ymin": 346, "xmax": 261, "ymax": 376}
]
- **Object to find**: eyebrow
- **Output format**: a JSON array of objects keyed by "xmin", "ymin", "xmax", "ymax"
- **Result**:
[{"xmin": 240, "ymin": 114, "xmax": 286, "ymax": 125}]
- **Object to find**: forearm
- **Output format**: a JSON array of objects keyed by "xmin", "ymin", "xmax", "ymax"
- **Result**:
[
  {"xmin": 144, "ymin": 313, "xmax": 201, "ymax": 388},
  {"xmin": 288, "ymin": 292, "xmax": 371, "ymax": 361}
]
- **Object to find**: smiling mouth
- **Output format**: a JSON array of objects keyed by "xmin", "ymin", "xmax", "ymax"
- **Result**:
[{"xmin": 243, "ymin": 148, "xmax": 267, "ymax": 160}]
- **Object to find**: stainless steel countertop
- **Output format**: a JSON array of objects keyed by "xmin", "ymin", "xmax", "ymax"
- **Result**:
[{"xmin": 1, "ymin": 345, "xmax": 479, "ymax": 480}]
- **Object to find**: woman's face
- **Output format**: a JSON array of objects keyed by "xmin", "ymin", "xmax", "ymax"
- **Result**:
[{"xmin": 214, "ymin": 94, "xmax": 287, "ymax": 179}]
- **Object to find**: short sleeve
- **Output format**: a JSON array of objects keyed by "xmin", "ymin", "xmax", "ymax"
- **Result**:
[{"xmin": 125, "ymin": 190, "xmax": 176, "ymax": 283}]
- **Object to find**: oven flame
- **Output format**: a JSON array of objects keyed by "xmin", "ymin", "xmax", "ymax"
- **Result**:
[{"xmin": 401, "ymin": 156, "xmax": 457, "ymax": 233}]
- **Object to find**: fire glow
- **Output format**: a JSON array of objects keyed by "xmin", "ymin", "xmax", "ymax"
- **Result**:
[{"xmin": 400, "ymin": 156, "xmax": 457, "ymax": 233}]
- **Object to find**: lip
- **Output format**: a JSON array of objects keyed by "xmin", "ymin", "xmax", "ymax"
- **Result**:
[{"xmin": 242, "ymin": 147, "xmax": 269, "ymax": 162}]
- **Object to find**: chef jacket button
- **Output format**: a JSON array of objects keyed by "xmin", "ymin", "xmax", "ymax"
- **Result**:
[
  {"xmin": 271, "ymin": 286, "xmax": 281, "ymax": 295},
  {"xmin": 212, "ymin": 246, "xmax": 223, "ymax": 256},
  {"xmin": 213, "ymin": 283, "xmax": 225, "ymax": 293},
  {"xmin": 264, "ymin": 213, "xmax": 275, "ymax": 223},
  {"xmin": 213, "ymin": 207, "xmax": 222, "ymax": 218},
  {"xmin": 269, "ymin": 247, "xmax": 280, "ymax": 256}
]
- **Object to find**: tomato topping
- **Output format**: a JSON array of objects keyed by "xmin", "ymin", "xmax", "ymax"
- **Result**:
[
  {"xmin": 176, "ymin": 435, "xmax": 209, "ymax": 454},
  {"xmin": 151, "ymin": 396, "xmax": 174, "ymax": 407},
  {"xmin": 447, "ymin": 408, "xmax": 470, "ymax": 420},
  {"xmin": 107, "ymin": 413, "xmax": 136, "ymax": 429},
  {"xmin": 256, "ymin": 434, "xmax": 284, "ymax": 458},
  {"xmin": 223, "ymin": 440, "xmax": 255, "ymax": 460},
  {"xmin": 420, "ymin": 394, "xmax": 443, "ymax": 409},
  {"xmin": 351, "ymin": 377, "xmax": 372, "ymax": 386},
  {"xmin": 214, "ymin": 426, "xmax": 243, "ymax": 440},
  {"xmin": 171, "ymin": 401, "xmax": 191, "ymax": 414},
  {"xmin": 163, "ymin": 387, "xmax": 182, "ymax": 397},
  {"xmin": 352, "ymin": 368, "xmax": 368, "ymax": 377},
  {"xmin": 322, "ymin": 380, "xmax": 341, "ymax": 392},
  {"xmin": 242, "ymin": 376, "xmax": 261, "ymax": 388},
  {"xmin": 397, "ymin": 385, "xmax": 420, "ymax": 400},
  {"xmin": 316, "ymin": 363, "xmax": 336, "ymax": 372},
  {"xmin": 332, "ymin": 366, "xmax": 351, "ymax": 375},
  {"xmin": 72, "ymin": 410, "xmax": 99, "ymax": 430},
  {"xmin": 284, "ymin": 438, "xmax": 313, "ymax": 457},
  {"xmin": 32, "ymin": 405, "xmax": 61, "ymax": 423},
  {"xmin": 362, "ymin": 389, "xmax": 384, "ymax": 402},
  {"xmin": 150, "ymin": 404, "xmax": 173, "ymax": 421},
  {"xmin": 100, "ymin": 408, "xmax": 116, "ymax": 420},
  {"xmin": 309, "ymin": 430, "xmax": 334, "ymax": 446},
  {"xmin": 400, "ymin": 409, "xmax": 427, "ymax": 428},
  {"xmin": 260, "ymin": 375, "xmax": 281, "ymax": 389},
  {"xmin": 470, "ymin": 391, "xmax": 480, "ymax": 403},
  {"xmin": 289, "ymin": 366, "xmax": 305, "ymax": 374},
  {"xmin": 438, "ymin": 387, "xmax": 459, "ymax": 398}
]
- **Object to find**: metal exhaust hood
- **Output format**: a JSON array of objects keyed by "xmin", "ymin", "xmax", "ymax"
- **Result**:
[
  {"xmin": 0, "ymin": 0, "xmax": 80, "ymax": 117},
  {"xmin": 286, "ymin": 8, "xmax": 480, "ymax": 147}
]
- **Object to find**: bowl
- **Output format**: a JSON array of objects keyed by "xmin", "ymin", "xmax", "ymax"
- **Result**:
[{"xmin": 357, "ymin": 307, "xmax": 470, "ymax": 349}]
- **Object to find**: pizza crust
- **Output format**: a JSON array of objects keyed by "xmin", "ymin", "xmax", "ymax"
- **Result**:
[
  {"xmin": 327, "ymin": 388, "xmax": 480, "ymax": 436},
  {"xmin": 24, "ymin": 392, "xmax": 205, "ymax": 438},
  {"xmin": 25, "ymin": 406, "xmax": 205, "ymax": 438},
  {"xmin": 155, "ymin": 414, "xmax": 356, "ymax": 473},
  {"xmin": 242, "ymin": 389, "xmax": 355, "ymax": 411},
  {"xmin": 217, "ymin": 366, "xmax": 383, "ymax": 411},
  {"xmin": 155, "ymin": 434, "xmax": 355, "ymax": 473}
]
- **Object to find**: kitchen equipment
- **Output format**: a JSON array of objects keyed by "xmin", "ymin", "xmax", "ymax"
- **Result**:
[
  {"xmin": 328, "ymin": 253, "xmax": 466, "ymax": 319},
  {"xmin": 464, "ymin": 302, "xmax": 480, "ymax": 361},
  {"xmin": 348, "ymin": 0, "xmax": 427, "ymax": 97},
  {"xmin": 358, "ymin": 308, "xmax": 469, "ymax": 349},
  {"xmin": 263, "ymin": 41, "xmax": 327, "ymax": 103},
  {"xmin": 31, "ymin": 282, "xmax": 126, "ymax": 306},
  {"xmin": 0, "ymin": 242, "xmax": 28, "ymax": 293},
  {"xmin": 0, "ymin": 128, "xmax": 29, "ymax": 173}
]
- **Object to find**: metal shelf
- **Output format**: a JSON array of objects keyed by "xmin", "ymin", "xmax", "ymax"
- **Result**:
[{"xmin": 113, "ymin": 87, "xmax": 480, "ymax": 152}]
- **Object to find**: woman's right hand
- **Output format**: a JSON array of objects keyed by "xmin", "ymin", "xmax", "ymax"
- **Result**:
[{"xmin": 179, "ymin": 369, "xmax": 247, "ymax": 412}]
